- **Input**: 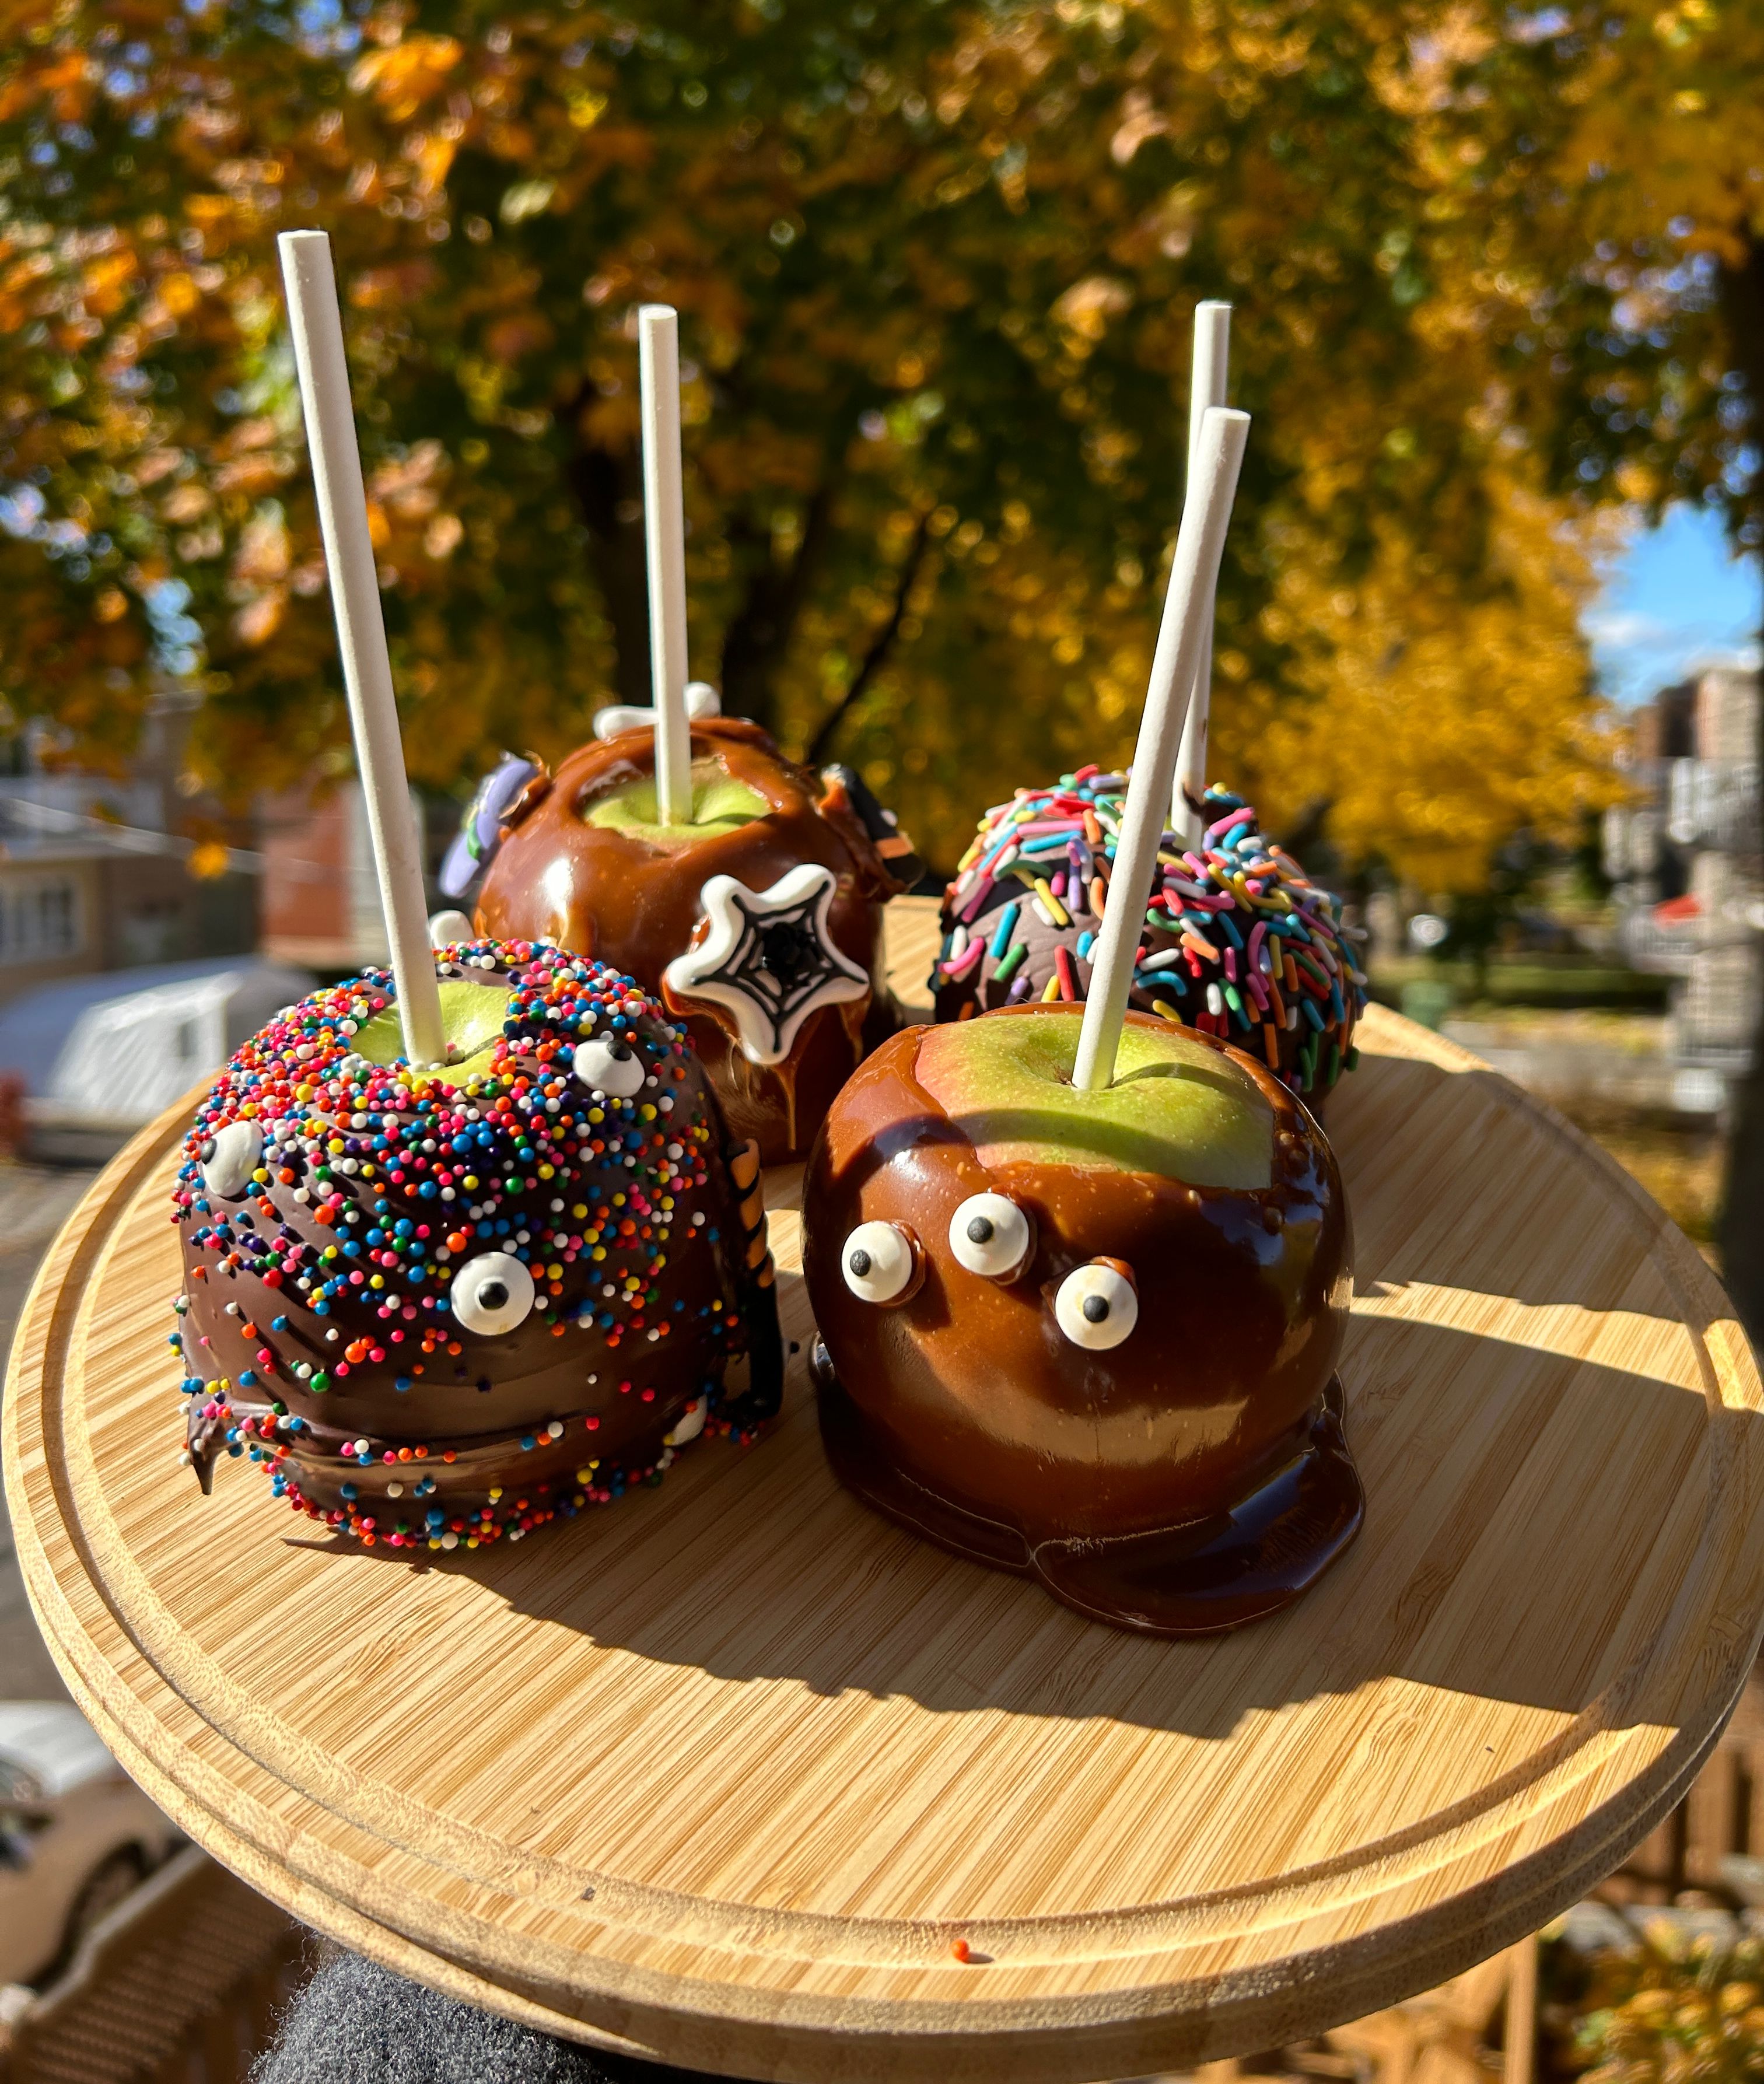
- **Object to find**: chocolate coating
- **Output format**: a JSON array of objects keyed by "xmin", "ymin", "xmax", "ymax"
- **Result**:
[
  {"xmin": 173, "ymin": 944, "xmax": 781, "ymax": 1553},
  {"xmin": 475, "ymin": 719, "xmax": 912, "ymax": 1162},
  {"xmin": 802, "ymin": 1007, "xmax": 1363, "ymax": 1635}
]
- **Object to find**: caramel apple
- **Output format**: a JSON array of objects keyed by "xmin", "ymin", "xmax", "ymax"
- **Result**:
[
  {"xmin": 802, "ymin": 1004, "xmax": 1362, "ymax": 1635},
  {"xmin": 172, "ymin": 939, "xmax": 781, "ymax": 1553},
  {"xmin": 470, "ymin": 713, "xmax": 920, "ymax": 1164},
  {"xmin": 934, "ymin": 774, "xmax": 1366, "ymax": 1105}
]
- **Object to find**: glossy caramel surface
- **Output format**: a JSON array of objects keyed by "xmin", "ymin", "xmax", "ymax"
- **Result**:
[
  {"xmin": 802, "ymin": 1007, "xmax": 1363, "ymax": 1633},
  {"xmin": 477, "ymin": 719, "xmax": 897, "ymax": 1162}
]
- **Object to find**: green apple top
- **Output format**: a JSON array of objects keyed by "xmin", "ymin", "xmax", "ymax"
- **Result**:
[
  {"xmin": 914, "ymin": 1006, "xmax": 1273, "ymax": 1190},
  {"xmin": 352, "ymin": 971, "xmax": 518, "ymax": 1085},
  {"xmin": 581, "ymin": 760, "xmax": 771, "ymax": 846}
]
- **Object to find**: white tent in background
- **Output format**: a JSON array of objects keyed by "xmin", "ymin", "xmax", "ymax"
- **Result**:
[{"xmin": 0, "ymin": 958, "xmax": 313, "ymax": 1140}]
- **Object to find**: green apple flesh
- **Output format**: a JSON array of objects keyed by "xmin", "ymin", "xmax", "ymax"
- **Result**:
[
  {"xmin": 582, "ymin": 758, "xmax": 769, "ymax": 845},
  {"xmin": 354, "ymin": 975, "xmax": 512, "ymax": 1082},
  {"xmin": 916, "ymin": 1008, "xmax": 1273, "ymax": 1189}
]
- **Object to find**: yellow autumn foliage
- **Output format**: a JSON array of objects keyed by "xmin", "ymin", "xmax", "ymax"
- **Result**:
[
  {"xmin": 0, "ymin": 0, "xmax": 1655, "ymax": 894},
  {"xmin": 1244, "ymin": 489, "xmax": 1626, "ymax": 893}
]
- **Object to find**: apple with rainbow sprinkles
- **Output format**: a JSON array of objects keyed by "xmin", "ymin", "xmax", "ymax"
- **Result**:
[
  {"xmin": 167, "ymin": 234, "xmax": 779, "ymax": 1558},
  {"xmin": 173, "ymin": 940, "xmax": 780, "ymax": 1551}
]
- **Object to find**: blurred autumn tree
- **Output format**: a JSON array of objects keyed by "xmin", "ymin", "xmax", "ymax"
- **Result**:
[
  {"xmin": 0, "ymin": 0, "xmax": 1617, "ymax": 884},
  {"xmin": 1380, "ymin": 3, "xmax": 1764, "ymax": 1342}
]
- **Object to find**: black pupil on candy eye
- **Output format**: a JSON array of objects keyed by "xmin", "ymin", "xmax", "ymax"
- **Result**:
[
  {"xmin": 848, "ymin": 1248, "xmax": 873, "ymax": 1277},
  {"xmin": 967, "ymin": 1216, "xmax": 994, "ymax": 1244},
  {"xmin": 607, "ymin": 1042, "xmax": 631, "ymax": 1061},
  {"xmin": 1082, "ymin": 1294, "xmax": 1109, "ymax": 1323},
  {"xmin": 480, "ymin": 1281, "xmax": 509, "ymax": 1311}
]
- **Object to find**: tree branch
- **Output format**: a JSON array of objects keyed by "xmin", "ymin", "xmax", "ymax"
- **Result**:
[
  {"xmin": 558, "ymin": 386, "xmax": 652, "ymax": 710},
  {"xmin": 804, "ymin": 513, "xmax": 931, "ymax": 769},
  {"xmin": 718, "ymin": 476, "xmax": 840, "ymax": 738}
]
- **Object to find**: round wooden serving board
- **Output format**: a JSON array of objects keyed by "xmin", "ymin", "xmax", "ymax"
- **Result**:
[{"xmin": 8, "ymin": 984, "xmax": 1764, "ymax": 2084}]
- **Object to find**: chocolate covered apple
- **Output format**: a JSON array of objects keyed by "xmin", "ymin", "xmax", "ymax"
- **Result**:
[
  {"xmin": 470, "ymin": 708, "xmax": 921, "ymax": 1163},
  {"xmin": 802, "ymin": 1004, "xmax": 1362, "ymax": 1635},
  {"xmin": 933, "ymin": 775, "xmax": 1366, "ymax": 1104},
  {"xmin": 172, "ymin": 939, "xmax": 781, "ymax": 1552}
]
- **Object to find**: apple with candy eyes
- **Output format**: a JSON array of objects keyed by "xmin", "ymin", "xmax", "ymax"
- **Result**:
[
  {"xmin": 172, "ymin": 940, "xmax": 782, "ymax": 1554},
  {"xmin": 802, "ymin": 1004, "xmax": 1363, "ymax": 1635}
]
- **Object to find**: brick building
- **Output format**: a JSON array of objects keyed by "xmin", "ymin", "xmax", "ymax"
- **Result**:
[{"xmin": 256, "ymin": 777, "xmax": 451, "ymax": 976}]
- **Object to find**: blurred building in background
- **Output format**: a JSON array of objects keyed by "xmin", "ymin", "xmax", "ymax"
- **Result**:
[
  {"xmin": 0, "ymin": 702, "xmax": 255, "ymax": 1008},
  {"xmin": 1605, "ymin": 666, "xmax": 1762, "ymax": 1105},
  {"xmin": 0, "ymin": 708, "xmax": 465, "ymax": 1153},
  {"xmin": 256, "ymin": 777, "xmax": 433, "ymax": 975},
  {"xmin": 0, "ymin": 705, "xmax": 294, "ymax": 1154}
]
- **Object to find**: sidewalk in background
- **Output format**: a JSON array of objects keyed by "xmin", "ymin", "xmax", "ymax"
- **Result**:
[{"xmin": 0, "ymin": 1162, "xmax": 100, "ymax": 1704}]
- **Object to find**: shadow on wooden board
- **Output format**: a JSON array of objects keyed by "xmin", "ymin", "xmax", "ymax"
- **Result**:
[
  {"xmin": 272, "ymin": 1042, "xmax": 1753, "ymax": 1747},
  {"xmin": 10, "ymin": 999, "xmax": 1760, "ymax": 2084}
]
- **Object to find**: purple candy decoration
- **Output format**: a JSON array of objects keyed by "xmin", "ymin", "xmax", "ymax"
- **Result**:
[{"xmin": 439, "ymin": 752, "xmax": 541, "ymax": 899}]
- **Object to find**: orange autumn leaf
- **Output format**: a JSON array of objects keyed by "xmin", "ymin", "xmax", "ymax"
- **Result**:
[
  {"xmin": 349, "ymin": 36, "xmax": 464, "ymax": 122},
  {"xmin": 186, "ymin": 839, "xmax": 232, "ymax": 879}
]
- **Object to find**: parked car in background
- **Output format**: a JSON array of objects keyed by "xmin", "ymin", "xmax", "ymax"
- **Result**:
[{"xmin": 0, "ymin": 1703, "xmax": 180, "ymax": 1987}]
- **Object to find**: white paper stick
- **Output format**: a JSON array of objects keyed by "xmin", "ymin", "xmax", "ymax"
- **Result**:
[
  {"xmin": 1073, "ymin": 406, "xmax": 1250, "ymax": 1094},
  {"xmin": 638, "ymin": 305, "xmax": 692, "ymax": 826},
  {"xmin": 278, "ymin": 230, "xmax": 447, "ymax": 1070},
  {"xmin": 1172, "ymin": 302, "xmax": 1232, "ymax": 843}
]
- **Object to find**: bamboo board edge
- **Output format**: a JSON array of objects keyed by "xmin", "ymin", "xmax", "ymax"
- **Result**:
[{"xmin": 6, "ymin": 1023, "xmax": 1764, "ymax": 2083}]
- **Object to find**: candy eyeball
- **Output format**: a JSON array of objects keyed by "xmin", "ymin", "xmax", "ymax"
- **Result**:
[
  {"xmin": 948, "ymin": 1192, "xmax": 1032, "ymax": 1281},
  {"xmin": 201, "ymin": 1120, "xmax": 262, "ymax": 1199},
  {"xmin": 428, "ymin": 908, "xmax": 475, "ymax": 947},
  {"xmin": 1054, "ymin": 1260, "xmax": 1138, "ymax": 1351},
  {"xmin": 450, "ymin": 1251, "xmax": 536, "ymax": 1335},
  {"xmin": 575, "ymin": 1034, "xmax": 645, "ymax": 1099},
  {"xmin": 841, "ymin": 1221, "xmax": 920, "ymax": 1305}
]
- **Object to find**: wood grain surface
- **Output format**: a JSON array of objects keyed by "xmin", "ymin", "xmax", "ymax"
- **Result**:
[{"xmin": 7, "ymin": 899, "xmax": 1764, "ymax": 2084}]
